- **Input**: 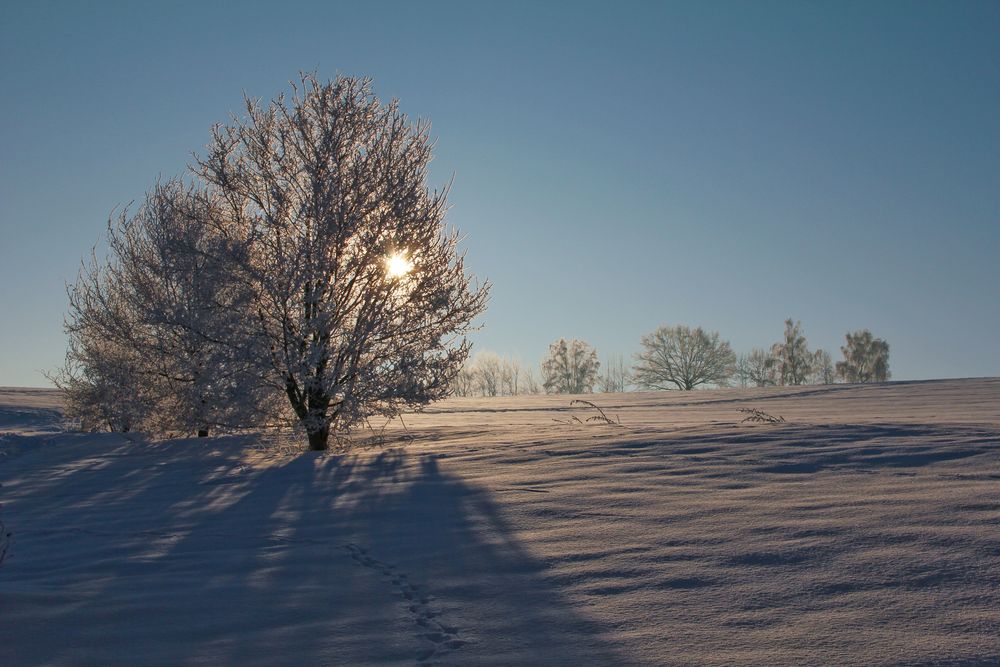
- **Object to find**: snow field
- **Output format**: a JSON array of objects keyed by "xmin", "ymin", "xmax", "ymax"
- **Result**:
[{"xmin": 1, "ymin": 379, "xmax": 998, "ymax": 665}]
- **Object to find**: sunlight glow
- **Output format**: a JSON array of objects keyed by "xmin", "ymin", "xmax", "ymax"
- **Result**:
[{"xmin": 386, "ymin": 252, "xmax": 413, "ymax": 278}]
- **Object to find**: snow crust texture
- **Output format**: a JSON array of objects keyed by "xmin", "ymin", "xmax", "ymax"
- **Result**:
[{"xmin": 1, "ymin": 379, "xmax": 998, "ymax": 665}]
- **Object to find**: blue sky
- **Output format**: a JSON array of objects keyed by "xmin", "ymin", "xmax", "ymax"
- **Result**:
[{"xmin": 2, "ymin": 0, "xmax": 998, "ymax": 387}]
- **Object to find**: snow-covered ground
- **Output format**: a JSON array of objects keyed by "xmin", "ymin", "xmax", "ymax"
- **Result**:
[{"xmin": 1, "ymin": 379, "xmax": 998, "ymax": 665}]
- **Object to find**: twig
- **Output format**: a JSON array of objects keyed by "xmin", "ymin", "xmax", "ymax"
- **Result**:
[{"xmin": 553, "ymin": 415, "xmax": 585, "ymax": 425}]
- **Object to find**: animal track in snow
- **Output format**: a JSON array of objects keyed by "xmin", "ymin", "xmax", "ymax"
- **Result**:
[{"xmin": 344, "ymin": 543, "xmax": 467, "ymax": 663}]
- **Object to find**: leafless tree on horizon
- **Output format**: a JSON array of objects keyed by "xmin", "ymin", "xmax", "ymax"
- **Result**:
[{"xmin": 633, "ymin": 325, "xmax": 735, "ymax": 391}]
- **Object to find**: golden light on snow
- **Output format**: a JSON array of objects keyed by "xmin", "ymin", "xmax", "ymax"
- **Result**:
[{"xmin": 385, "ymin": 252, "xmax": 413, "ymax": 278}]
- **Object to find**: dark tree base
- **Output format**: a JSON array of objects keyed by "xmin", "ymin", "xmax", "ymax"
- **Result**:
[{"xmin": 308, "ymin": 428, "xmax": 330, "ymax": 451}]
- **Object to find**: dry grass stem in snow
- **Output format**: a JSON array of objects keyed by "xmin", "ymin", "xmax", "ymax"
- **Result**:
[{"xmin": 738, "ymin": 407, "xmax": 787, "ymax": 424}]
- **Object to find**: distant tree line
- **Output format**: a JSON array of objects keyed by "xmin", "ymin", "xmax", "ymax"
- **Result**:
[
  {"xmin": 451, "ymin": 352, "xmax": 541, "ymax": 397},
  {"xmin": 731, "ymin": 320, "xmax": 889, "ymax": 388},
  {"xmin": 455, "ymin": 320, "xmax": 890, "ymax": 396}
]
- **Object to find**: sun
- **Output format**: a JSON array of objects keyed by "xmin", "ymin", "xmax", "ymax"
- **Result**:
[{"xmin": 385, "ymin": 252, "xmax": 413, "ymax": 278}]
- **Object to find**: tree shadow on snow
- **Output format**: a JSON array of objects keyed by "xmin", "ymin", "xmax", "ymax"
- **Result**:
[{"xmin": 0, "ymin": 438, "xmax": 630, "ymax": 665}]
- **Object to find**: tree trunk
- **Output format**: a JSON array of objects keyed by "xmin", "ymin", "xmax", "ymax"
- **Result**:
[
  {"xmin": 307, "ymin": 427, "xmax": 330, "ymax": 451},
  {"xmin": 197, "ymin": 429, "xmax": 209, "ymax": 438}
]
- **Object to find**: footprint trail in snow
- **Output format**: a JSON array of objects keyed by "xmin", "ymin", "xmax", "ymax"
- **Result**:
[{"xmin": 345, "ymin": 543, "xmax": 467, "ymax": 664}]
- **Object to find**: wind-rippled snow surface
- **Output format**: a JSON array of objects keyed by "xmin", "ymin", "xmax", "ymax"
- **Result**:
[{"xmin": 1, "ymin": 379, "xmax": 998, "ymax": 665}]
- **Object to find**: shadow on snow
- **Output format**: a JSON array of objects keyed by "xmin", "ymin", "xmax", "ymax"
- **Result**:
[{"xmin": 0, "ymin": 434, "xmax": 630, "ymax": 665}]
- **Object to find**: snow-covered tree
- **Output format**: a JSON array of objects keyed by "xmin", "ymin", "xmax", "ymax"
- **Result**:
[
  {"xmin": 541, "ymin": 339, "xmax": 600, "ymax": 394},
  {"xmin": 107, "ymin": 180, "xmax": 274, "ymax": 435},
  {"xmin": 53, "ymin": 256, "xmax": 153, "ymax": 432},
  {"xmin": 836, "ymin": 330, "xmax": 890, "ymax": 383},
  {"xmin": 633, "ymin": 325, "xmax": 735, "ymax": 390},
  {"xmin": 196, "ymin": 74, "xmax": 488, "ymax": 449},
  {"xmin": 53, "ymin": 321, "xmax": 151, "ymax": 433},
  {"xmin": 771, "ymin": 319, "xmax": 812, "ymax": 386},
  {"xmin": 55, "ymin": 181, "xmax": 273, "ymax": 436}
]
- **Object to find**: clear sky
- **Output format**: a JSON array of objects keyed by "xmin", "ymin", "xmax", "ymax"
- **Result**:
[{"xmin": 2, "ymin": 0, "xmax": 998, "ymax": 387}]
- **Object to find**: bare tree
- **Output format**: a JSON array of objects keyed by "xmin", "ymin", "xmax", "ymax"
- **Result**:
[
  {"xmin": 473, "ymin": 352, "xmax": 503, "ymax": 397},
  {"xmin": 733, "ymin": 352, "xmax": 754, "ymax": 387},
  {"xmin": 742, "ymin": 348, "xmax": 778, "ymax": 387},
  {"xmin": 811, "ymin": 349, "xmax": 836, "ymax": 385},
  {"xmin": 836, "ymin": 330, "xmax": 890, "ymax": 383},
  {"xmin": 734, "ymin": 353, "xmax": 751, "ymax": 388},
  {"xmin": 598, "ymin": 354, "xmax": 631, "ymax": 393},
  {"xmin": 196, "ymin": 74, "xmax": 488, "ymax": 449},
  {"xmin": 633, "ymin": 325, "xmax": 735, "ymax": 390},
  {"xmin": 451, "ymin": 364, "xmax": 477, "ymax": 397},
  {"xmin": 454, "ymin": 353, "xmax": 533, "ymax": 397},
  {"xmin": 541, "ymin": 339, "xmax": 600, "ymax": 394},
  {"xmin": 771, "ymin": 319, "xmax": 812, "ymax": 386},
  {"xmin": 520, "ymin": 367, "xmax": 542, "ymax": 395},
  {"xmin": 499, "ymin": 357, "xmax": 523, "ymax": 396}
]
